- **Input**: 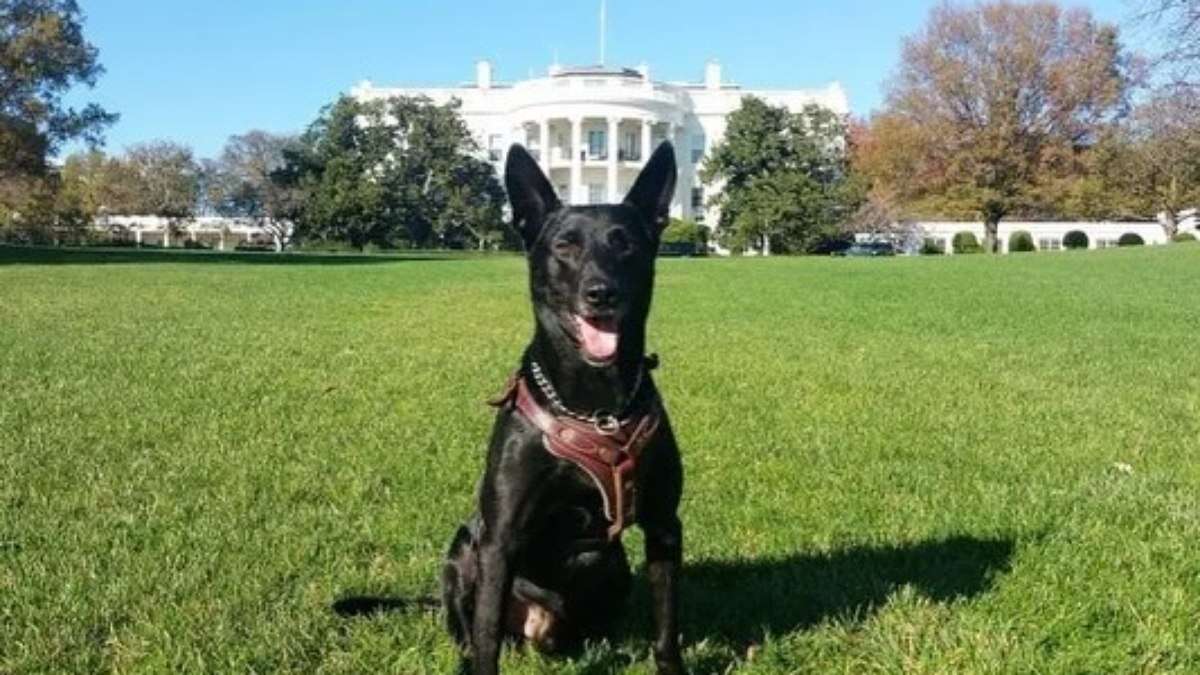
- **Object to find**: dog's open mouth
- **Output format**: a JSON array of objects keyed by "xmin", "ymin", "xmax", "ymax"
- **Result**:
[{"xmin": 571, "ymin": 314, "xmax": 619, "ymax": 365}]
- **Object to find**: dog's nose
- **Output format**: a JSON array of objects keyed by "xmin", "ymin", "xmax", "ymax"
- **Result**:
[{"xmin": 583, "ymin": 282, "xmax": 618, "ymax": 309}]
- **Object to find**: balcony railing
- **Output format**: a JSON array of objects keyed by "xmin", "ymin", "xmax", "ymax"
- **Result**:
[{"xmin": 541, "ymin": 147, "xmax": 649, "ymax": 163}]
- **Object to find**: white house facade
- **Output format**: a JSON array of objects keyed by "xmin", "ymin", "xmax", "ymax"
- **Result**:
[
  {"xmin": 351, "ymin": 60, "xmax": 848, "ymax": 225},
  {"xmin": 915, "ymin": 220, "xmax": 1180, "ymax": 253}
]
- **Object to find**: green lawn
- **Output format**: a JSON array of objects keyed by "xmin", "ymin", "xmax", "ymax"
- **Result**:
[{"xmin": 2, "ymin": 244, "xmax": 1198, "ymax": 673}]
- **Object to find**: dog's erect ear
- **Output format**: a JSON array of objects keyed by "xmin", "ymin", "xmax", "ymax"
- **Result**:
[
  {"xmin": 623, "ymin": 141, "xmax": 677, "ymax": 235},
  {"xmin": 505, "ymin": 144, "xmax": 560, "ymax": 248}
]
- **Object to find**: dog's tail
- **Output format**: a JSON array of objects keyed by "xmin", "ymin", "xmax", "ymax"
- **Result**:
[{"xmin": 331, "ymin": 594, "xmax": 440, "ymax": 618}]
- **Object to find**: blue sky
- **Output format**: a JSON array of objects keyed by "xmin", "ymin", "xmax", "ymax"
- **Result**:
[{"xmin": 66, "ymin": 1, "xmax": 1148, "ymax": 159}]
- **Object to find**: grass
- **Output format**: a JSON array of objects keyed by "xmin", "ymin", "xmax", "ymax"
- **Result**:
[{"xmin": 1, "ymin": 243, "xmax": 1198, "ymax": 673}]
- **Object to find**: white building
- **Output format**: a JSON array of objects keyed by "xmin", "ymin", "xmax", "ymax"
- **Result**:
[
  {"xmin": 352, "ymin": 60, "xmax": 848, "ymax": 224},
  {"xmin": 868, "ymin": 219, "xmax": 1195, "ymax": 254},
  {"xmin": 96, "ymin": 215, "xmax": 284, "ymax": 250}
]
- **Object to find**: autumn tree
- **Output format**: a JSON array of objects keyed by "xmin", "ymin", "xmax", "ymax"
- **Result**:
[
  {"xmin": 862, "ymin": 1, "xmax": 1134, "ymax": 252},
  {"xmin": 58, "ymin": 150, "xmax": 140, "ymax": 214},
  {"xmin": 1107, "ymin": 88, "xmax": 1200, "ymax": 236},
  {"xmin": 701, "ymin": 97, "xmax": 858, "ymax": 254},
  {"xmin": 122, "ymin": 141, "xmax": 201, "ymax": 220}
]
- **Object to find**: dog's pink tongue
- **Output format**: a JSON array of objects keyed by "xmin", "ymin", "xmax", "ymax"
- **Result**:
[{"xmin": 576, "ymin": 316, "xmax": 618, "ymax": 361}]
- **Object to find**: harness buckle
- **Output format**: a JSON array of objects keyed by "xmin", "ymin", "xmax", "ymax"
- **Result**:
[{"xmin": 593, "ymin": 412, "xmax": 620, "ymax": 435}]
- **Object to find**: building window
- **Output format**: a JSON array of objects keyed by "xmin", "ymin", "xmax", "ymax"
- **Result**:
[
  {"xmin": 588, "ymin": 184, "xmax": 605, "ymax": 204},
  {"xmin": 691, "ymin": 187, "xmax": 704, "ymax": 220},
  {"xmin": 620, "ymin": 131, "xmax": 639, "ymax": 161},
  {"xmin": 587, "ymin": 130, "xmax": 606, "ymax": 160},
  {"xmin": 691, "ymin": 133, "xmax": 706, "ymax": 164},
  {"xmin": 488, "ymin": 134, "xmax": 504, "ymax": 162},
  {"xmin": 1096, "ymin": 238, "xmax": 1116, "ymax": 249},
  {"xmin": 1038, "ymin": 237, "xmax": 1062, "ymax": 251},
  {"xmin": 555, "ymin": 132, "xmax": 569, "ymax": 160},
  {"xmin": 556, "ymin": 184, "xmax": 570, "ymax": 201}
]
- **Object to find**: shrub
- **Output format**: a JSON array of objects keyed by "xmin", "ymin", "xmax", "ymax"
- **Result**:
[
  {"xmin": 661, "ymin": 218, "xmax": 709, "ymax": 255},
  {"xmin": 952, "ymin": 231, "xmax": 982, "ymax": 254},
  {"xmin": 1117, "ymin": 232, "xmax": 1145, "ymax": 247},
  {"xmin": 1171, "ymin": 232, "xmax": 1196, "ymax": 243},
  {"xmin": 183, "ymin": 239, "xmax": 211, "ymax": 250},
  {"xmin": 235, "ymin": 241, "xmax": 275, "ymax": 252},
  {"xmin": 920, "ymin": 238, "xmax": 945, "ymax": 255},
  {"xmin": 1063, "ymin": 230, "xmax": 1089, "ymax": 249},
  {"xmin": 1009, "ymin": 230, "xmax": 1035, "ymax": 253}
]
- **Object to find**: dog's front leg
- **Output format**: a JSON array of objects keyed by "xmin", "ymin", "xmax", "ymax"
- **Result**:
[
  {"xmin": 469, "ymin": 447, "xmax": 536, "ymax": 675},
  {"xmin": 645, "ymin": 515, "xmax": 685, "ymax": 675},
  {"xmin": 470, "ymin": 535, "xmax": 513, "ymax": 675}
]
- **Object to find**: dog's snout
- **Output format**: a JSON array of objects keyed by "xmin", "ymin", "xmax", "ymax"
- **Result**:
[{"xmin": 583, "ymin": 282, "xmax": 618, "ymax": 309}]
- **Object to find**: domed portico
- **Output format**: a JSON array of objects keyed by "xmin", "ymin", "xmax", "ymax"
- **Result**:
[
  {"xmin": 514, "ymin": 113, "xmax": 681, "ymax": 205},
  {"xmin": 351, "ymin": 59, "xmax": 849, "ymax": 225},
  {"xmin": 504, "ymin": 66, "xmax": 687, "ymax": 205}
]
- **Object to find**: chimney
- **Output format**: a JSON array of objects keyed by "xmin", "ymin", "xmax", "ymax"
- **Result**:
[
  {"xmin": 705, "ymin": 59, "xmax": 721, "ymax": 90},
  {"xmin": 476, "ymin": 60, "xmax": 493, "ymax": 90}
]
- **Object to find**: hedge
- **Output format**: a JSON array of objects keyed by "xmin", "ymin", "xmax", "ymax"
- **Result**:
[
  {"xmin": 1009, "ymin": 230, "xmax": 1035, "ymax": 253},
  {"xmin": 1063, "ymin": 230, "xmax": 1089, "ymax": 249},
  {"xmin": 952, "ymin": 231, "xmax": 982, "ymax": 254}
]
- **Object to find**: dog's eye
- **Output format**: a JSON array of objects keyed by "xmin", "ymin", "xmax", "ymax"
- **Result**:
[
  {"xmin": 552, "ymin": 233, "xmax": 581, "ymax": 258},
  {"xmin": 607, "ymin": 228, "xmax": 632, "ymax": 255}
]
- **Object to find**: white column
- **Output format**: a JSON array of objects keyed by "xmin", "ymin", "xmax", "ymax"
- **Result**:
[
  {"xmin": 641, "ymin": 118, "xmax": 652, "ymax": 161},
  {"xmin": 135, "ymin": 229, "xmax": 142, "ymax": 246},
  {"xmin": 163, "ymin": 226, "xmax": 170, "ymax": 248},
  {"xmin": 539, "ymin": 118, "xmax": 551, "ymax": 172},
  {"xmin": 668, "ymin": 122, "xmax": 682, "ymax": 217},
  {"xmin": 606, "ymin": 117, "xmax": 620, "ymax": 202},
  {"xmin": 218, "ymin": 230, "xmax": 225, "ymax": 251},
  {"xmin": 570, "ymin": 116, "xmax": 583, "ymax": 205}
]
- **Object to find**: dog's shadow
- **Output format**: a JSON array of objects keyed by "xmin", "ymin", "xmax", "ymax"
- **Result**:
[
  {"xmin": 652, "ymin": 534, "xmax": 1015, "ymax": 651},
  {"xmin": 331, "ymin": 534, "xmax": 1015, "ymax": 669}
]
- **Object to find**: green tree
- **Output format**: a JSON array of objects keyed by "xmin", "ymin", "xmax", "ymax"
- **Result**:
[
  {"xmin": 701, "ymin": 97, "xmax": 857, "ymax": 254},
  {"xmin": 865, "ymin": 1, "xmax": 1134, "ymax": 252},
  {"xmin": 279, "ymin": 95, "xmax": 506, "ymax": 250},
  {"xmin": 208, "ymin": 131, "xmax": 301, "ymax": 250},
  {"xmin": 1, "ymin": 0, "xmax": 115, "ymax": 237},
  {"xmin": 0, "ymin": 0, "xmax": 115, "ymax": 178},
  {"xmin": 429, "ymin": 157, "xmax": 506, "ymax": 249}
]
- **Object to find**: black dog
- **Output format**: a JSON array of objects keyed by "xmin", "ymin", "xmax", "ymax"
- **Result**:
[{"xmin": 441, "ymin": 142, "xmax": 685, "ymax": 674}]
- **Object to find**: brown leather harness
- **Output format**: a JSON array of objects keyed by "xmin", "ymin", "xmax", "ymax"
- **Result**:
[{"xmin": 489, "ymin": 369, "xmax": 661, "ymax": 541}]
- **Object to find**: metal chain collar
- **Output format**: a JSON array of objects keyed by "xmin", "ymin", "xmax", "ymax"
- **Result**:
[{"xmin": 528, "ymin": 359, "xmax": 646, "ymax": 435}]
